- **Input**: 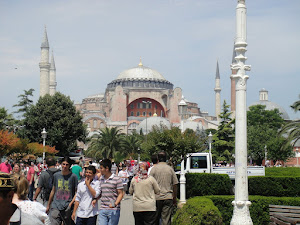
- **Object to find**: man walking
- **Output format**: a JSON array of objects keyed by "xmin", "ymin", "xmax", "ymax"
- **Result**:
[
  {"xmin": 27, "ymin": 161, "xmax": 35, "ymax": 201},
  {"xmin": 96, "ymin": 159, "xmax": 123, "ymax": 225},
  {"xmin": 150, "ymin": 152, "xmax": 178, "ymax": 225},
  {"xmin": 33, "ymin": 157, "xmax": 60, "ymax": 206},
  {"xmin": 72, "ymin": 165, "xmax": 100, "ymax": 225},
  {"xmin": 47, "ymin": 156, "xmax": 78, "ymax": 225}
]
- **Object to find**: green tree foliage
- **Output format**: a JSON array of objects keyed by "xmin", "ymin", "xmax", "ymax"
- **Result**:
[
  {"xmin": 280, "ymin": 96, "xmax": 300, "ymax": 146},
  {"xmin": 86, "ymin": 127, "xmax": 123, "ymax": 160},
  {"xmin": 121, "ymin": 132, "xmax": 142, "ymax": 158},
  {"xmin": 0, "ymin": 107, "xmax": 15, "ymax": 130},
  {"xmin": 13, "ymin": 88, "xmax": 35, "ymax": 117},
  {"xmin": 212, "ymin": 100, "xmax": 235, "ymax": 163},
  {"xmin": 142, "ymin": 126, "xmax": 204, "ymax": 167},
  {"xmin": 23, "ymin": 92, "xmax": 87, "ymax": 155},
  {"xmin": 247, "ymin": 104, "xmax": 291, "ymax": 165}
]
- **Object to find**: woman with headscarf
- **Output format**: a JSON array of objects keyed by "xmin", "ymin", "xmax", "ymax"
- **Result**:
[{"xmin": 129, "ymin": 162, "xmax": 160, "ymax": 225}]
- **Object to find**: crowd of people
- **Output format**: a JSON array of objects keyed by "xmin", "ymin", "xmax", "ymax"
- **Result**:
[{"xmin": 0, "ymin": 151, "xmax": 178, "ymax": 225}]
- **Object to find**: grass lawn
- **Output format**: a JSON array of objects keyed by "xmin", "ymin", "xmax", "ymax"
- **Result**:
[{"xmin": 265, "ymin": 167, "xmax": 300, "ymax": 177}]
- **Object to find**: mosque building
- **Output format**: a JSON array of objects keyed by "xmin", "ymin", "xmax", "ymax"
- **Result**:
[{"xmin": 38, "ymin": 28, "xmax": 291, "ymax": 150}]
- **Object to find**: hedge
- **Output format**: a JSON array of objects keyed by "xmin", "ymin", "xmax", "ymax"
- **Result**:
[
  {"xmin": 173, "ymin": 197, "xmax": 222, "ymax": 225},
  {"xmin": 265, "ymin": 167, "xmax": 300, "ymax": 177},
  {"xmin": 206, "ymin": 195, "xmax": 300, "ymax": 225},
  {"xmin": 248, "ymin": 176, "xmax": 300, "ymax": 197},
  {"xmin": 177, "ymin": 173, "xmax": 233, "ymax": 199}
]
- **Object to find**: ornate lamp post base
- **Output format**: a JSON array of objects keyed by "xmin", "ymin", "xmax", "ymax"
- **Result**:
[{"xmin": 231, "ymin": 201, "xmax": 253, "ymax": 225}]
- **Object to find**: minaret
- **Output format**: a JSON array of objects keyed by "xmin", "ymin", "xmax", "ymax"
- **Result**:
[
  {"xmin": 49, "ymin": 51, "xmax": 57, "ymax": 96},
  {"xmin": 39, "ymin": 26, "xmax": 50, "ymax": 97},
  {"xmin": 230, "ymin": 0, "xmax": 252, "ymax": 224},
  {"xmin": 214, "ymin": 60, "xmax": 221, "ymax": 120},
  {"xmin": 230, "ymin": 44, "xmax": 237, "ymax": 118}
]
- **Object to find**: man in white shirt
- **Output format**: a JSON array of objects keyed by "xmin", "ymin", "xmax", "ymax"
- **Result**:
[{"xmin": 71, "ymin": 165, "xmax": 100, "ymax": 225}]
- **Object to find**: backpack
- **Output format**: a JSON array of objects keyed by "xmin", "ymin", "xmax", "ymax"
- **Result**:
[{"xmin": 41, "ymin": 169, "xmax": 58, "ymax": 201}]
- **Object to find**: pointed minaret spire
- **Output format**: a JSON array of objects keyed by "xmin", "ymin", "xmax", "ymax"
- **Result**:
[
  {"xmin": 41, "ymin": 25, "xmax": 49, "ymax": 48},
  {"xmin": 215, "ymin": 60, "xmax": 220, "ymax": 79},
  {"xmin": 214, "ymin": 60, "xmax": 221, "ymax": 120},
  {"xmin": 39, "ymin": 26, "xmax": 50, "ymax": 97},
  {"xmin": 49, "ymin": 50, "xmax": 57, "ymax": 96}
]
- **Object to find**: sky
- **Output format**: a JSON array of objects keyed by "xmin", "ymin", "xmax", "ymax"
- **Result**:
[{"xmin": 0, "ymin": 0, "xmax": 299, "ymax": 120}]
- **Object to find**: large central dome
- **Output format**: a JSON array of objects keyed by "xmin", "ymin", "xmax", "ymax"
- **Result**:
[
  {"xmin": 117, "ymin": 64, "xmax": 167, "ymax": 81},
  {"xmin": 106, "ymin": 60, "xmax": 173, "ymax": 90}
]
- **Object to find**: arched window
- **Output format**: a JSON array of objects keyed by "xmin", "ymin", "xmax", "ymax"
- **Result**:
[
  {"xmin": 100, "ymin": 122, "xmax": 105, "ymax": 128},
  {"xmin": 130, "ymin": 103, "xmax": 134, "ymax": 109},
  {"xmin": 143, "ymin": 112, "xmax": 146, "ymax": 116},
  {"xmin": 149, "ymin": 112, "xmax": 152, "ymax": 116},
  {"xmin": 130, "ymin": 111, "xmax": 134, "ymax": 116},
  {"xmin": 93, "ymin": 120, "xmax": 97, "ymax": 128},
  {"xmin": 137, "ymin": 112, "xmax": 140, "ymax": 116}
]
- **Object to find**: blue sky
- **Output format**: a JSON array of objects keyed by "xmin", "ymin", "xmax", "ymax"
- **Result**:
[{"xmin": 0, "ymin": 0, "xmax": 299, "ymax": 119}]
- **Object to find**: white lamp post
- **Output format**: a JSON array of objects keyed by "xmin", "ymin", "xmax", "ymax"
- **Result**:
[
  {"xmin": 296, "ymin": 148, "xmax": 299, "ymax": 167},
  {"xmin": 142, "ymin": 100, "xmax": 151, "ymax": 137},
  {"xmin": 230, "ymin": 0, "xmax": 252, "ymax": 224},
  {"xmin": 208, "ymin": 132, "xmax": 213, "ymax": 173},
  {"xmin": 41, "ymin": 128, "xmax": 47, "ymax": 165}
]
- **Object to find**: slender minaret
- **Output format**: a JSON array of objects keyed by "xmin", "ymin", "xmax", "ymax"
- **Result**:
[
  {"xmin": 214, "ymin": 60, "xmax": 221, "ymax": 120},
  {"xmin": 230, "ymin": 0, "xmax": 252, "ymax": 224},
  {"xmin": 39, "ymin": 26, "xmax": 50, "ymax": 97},
  {"xmin": 49, "ymin": 51, "xmax": 57, "ymax": 96},
  {"xmin": 230, "ymin": 44, "xmax": 237, "ymax": 118}
]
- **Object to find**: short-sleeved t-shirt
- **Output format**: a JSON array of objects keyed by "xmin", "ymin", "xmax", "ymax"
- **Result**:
[
  {"xmin": 27, "ymin": 167, "xmax": 35, "ymax": 182},
  {"xmin": 71, "ymin": 165, "xmax": 83, "ymax": 181},
  {"xmin": 0, "ymin": 162, "xmax": 12, "ymax": 173},
  {"xmin": 51, "ymin": 172, "xmax": 78, "ymax": 210},
  {"xmin": 150, "ymin": 162, "xmax": 178, "ymax": 200},
  {"xmin": 99, "ymin": 174, "xmax": 123, "ymax": 210}
]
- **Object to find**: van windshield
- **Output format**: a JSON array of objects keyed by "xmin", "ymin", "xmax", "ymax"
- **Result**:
[{"xmin": 191, "ymin": 156, "xmax": 207, "ymax": 169}]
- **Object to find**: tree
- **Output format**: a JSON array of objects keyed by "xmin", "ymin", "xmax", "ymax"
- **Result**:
[
  {"xmin": 0, "ymin": 130, "xmax": 27, "ymax": 157},
  {"xmin": 121, "ymin": 132, "xmax": 142, "ymax": 158},
  {"xmin": 280, "ymin": 96, "xmax": 300, "ymax": 147},
  {"xmin": 23, "ymin": 92, "xmax": 87, "ymax": 155},
  {"xmin": 13, "ymin": 88, "xmax": 35, "ymax": 117},
  {"xmin": 0, "ymin": 107, "xmax": 15, "ymax": 130},
  {"xmin": 86, "ymin": 127, "xmax": 123, "ymax": 160},
  {"xmin": 247, "ymin": 105, "xmax": 291, "ymax": 164},
  {"xmin": 141, "ymin": 126, "xmax": 204, "ymax": 167},
  {"xmin": 212, "ymin": 100, "xmax": 235, "ymax": 164}
]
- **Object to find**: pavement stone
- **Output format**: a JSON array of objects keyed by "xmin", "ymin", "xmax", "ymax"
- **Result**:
[{"xmin": 119, "ymin": 195, "xmax": 134, "ymax": 225}]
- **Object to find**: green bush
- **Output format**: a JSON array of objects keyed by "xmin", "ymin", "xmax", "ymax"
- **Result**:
[
  {"xmin": 249, "ymin": 176, "xmax": 300, "ymax": 197},
  {"xmin": 265, "ymin": 167, "xmax": 300, "ymax": 177},
  {"xmin": 206, "ymin": 195, "xmax": 300, "ymax": 225},
  {"xmin": 177, "ymin": 173, "xmax": 233, "ymax": 199},
  {"xmin": 173, "ymin": 197, "xmax": 222, "ymax": 225}
]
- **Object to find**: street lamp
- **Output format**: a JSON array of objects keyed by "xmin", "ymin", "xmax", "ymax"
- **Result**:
[
  {"xmin": 137, "ymin": 147, "xmax": 141, "ymax": 165},
  {"xmin": 41, "ymin": 128, "xmax": 47, "ymax": 165},
  {"xmin": 208, "ymin": 132, "xmax": 213, "ymax": 172},
  {"xmin": 142, "ymin": 100, "xmax": 151, "ymax": 136},
  {"xmin": 296, "ymin": 148, "xmax": 299, "ymax": 167}
]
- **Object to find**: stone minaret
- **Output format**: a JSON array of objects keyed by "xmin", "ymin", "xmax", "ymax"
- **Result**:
[
  {"xmin": 230, "ymin": 44, "xmax": 237, "ymax": 118},
  {"xmin": 39, "ymin": 27, "xmax": 50, "ymax": 97},
  {"xmin": 214, "ymin": 60, "xmax": 221, "ymax": 120},
  {"xmin": 49, "ymin": 51, "xmax": 57, "ymax": 96}
]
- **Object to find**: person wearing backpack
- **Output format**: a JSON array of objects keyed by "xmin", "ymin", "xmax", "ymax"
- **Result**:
[{"xmin": 33, "ymin": 157, "xmax": 60, "ymax": 206}]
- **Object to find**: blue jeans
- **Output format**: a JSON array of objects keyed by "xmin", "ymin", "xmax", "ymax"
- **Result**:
[
  {"xmin": 98, "ymin": 209, "xmax": 120, "ymax": 225},
  {"xmin": 28, "ymin": 182, "xmax": 34, "ymax": 201},
  {"xmin": 76, "ymin": 215, "xmax": 97, "ymax": 225}
]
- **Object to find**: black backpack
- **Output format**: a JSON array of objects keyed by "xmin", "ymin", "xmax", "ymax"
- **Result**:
[{"xmin": 42, "ymin": 169, "xmax": 58, "ymax": 201}]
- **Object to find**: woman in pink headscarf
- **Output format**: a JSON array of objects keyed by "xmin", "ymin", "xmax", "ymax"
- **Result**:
[{"xmin": 129, "ymin": 162, "xmax": 160, "ymax": 225}]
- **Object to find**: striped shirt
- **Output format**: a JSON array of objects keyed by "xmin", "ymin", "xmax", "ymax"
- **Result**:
[{"xmin": 99, "ymin": 174, "xmax": 123, "ymax": 210}]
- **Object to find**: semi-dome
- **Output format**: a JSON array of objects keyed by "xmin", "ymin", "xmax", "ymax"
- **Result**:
[
  {"xmin": 136, "ymin": 116, "xmax": 171, "ymax": 134},
  {"xmin": 107, "ymin": 60, "xmax": 173, "ymax": 90}
]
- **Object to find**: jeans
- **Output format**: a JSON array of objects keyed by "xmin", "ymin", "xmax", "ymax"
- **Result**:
[
  {"xmin": 49, "ymin": 207, "xmax": 75, "ymax": 225},
  {"xmin": 28, "ymin": 182, "xmax": 34, "ymax": 201},
  {"xmin": 76, "ymin": 215, "xmax": 97, "ymax": 225},
  {"xmin": 98, "ymin": 209, "xmax": 120, "ymax": 225}
]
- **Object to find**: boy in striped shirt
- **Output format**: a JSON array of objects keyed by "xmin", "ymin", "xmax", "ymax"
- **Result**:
[{"xmin": 97, "ymin": 159, "xmax": 123, "ymax": 225}]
